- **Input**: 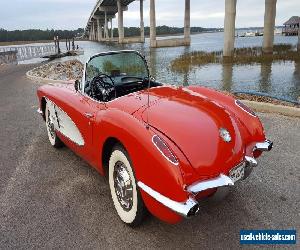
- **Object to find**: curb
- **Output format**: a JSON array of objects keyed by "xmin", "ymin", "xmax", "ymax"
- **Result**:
[
  {"xmin": 241, "ymin": 100, "xmax": 300, "ymax": 118},
  {"xmin": 26, "ymin": 70, "xmax": 73, "ymax": 85}
]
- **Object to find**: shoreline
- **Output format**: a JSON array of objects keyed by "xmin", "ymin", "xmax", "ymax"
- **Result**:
[
  {"xmin": 0, "ymin": 31, "xmax": 223, "ymax": 47},
  {"xmin": 24, "ymin": 60, "xmax": 299, "ymax": 117}
]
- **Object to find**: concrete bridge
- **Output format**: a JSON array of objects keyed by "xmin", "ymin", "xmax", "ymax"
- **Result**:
[{"xmin": 85, "ymin": 0, "xmax": 280, "ymax": 56}]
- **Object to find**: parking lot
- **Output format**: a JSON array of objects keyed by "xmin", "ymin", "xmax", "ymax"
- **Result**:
[{"xmin": 0, "ymin": 64, "xmax": 299, "ymax": 249}]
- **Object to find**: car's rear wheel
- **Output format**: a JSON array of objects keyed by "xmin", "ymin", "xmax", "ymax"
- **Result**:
[
  {"xmin": 108, "ymin": 144, "xmax": 146, "ymax": 227},
  {"xmin": 45, "ymin": 102, "xmax": 63, "ymax": 148}
]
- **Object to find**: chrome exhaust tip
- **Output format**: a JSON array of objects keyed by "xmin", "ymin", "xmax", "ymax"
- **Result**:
[
  {"xmin": 245, "ymin": 156, "xmax": 258, "ymax": 167},
  {"xmin": 187, "ymin": 204, "xmax": 200, "ymax": 217},
  {"xmin": 244, "ymin": 156, "xmax": 257, "ymax": 180},
  {"xmin": 255, "ymin": 140, "xmax": 273, "ymax": 152}
]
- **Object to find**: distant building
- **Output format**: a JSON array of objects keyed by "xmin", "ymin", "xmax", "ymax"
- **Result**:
[{"xmin": 283, "ymin": 16, "xmax": 300, "ymax": 36}]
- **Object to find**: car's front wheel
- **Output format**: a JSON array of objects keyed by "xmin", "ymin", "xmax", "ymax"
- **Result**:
[
  {"xmin": 108, "ymin": 144, "xmax": 146, "ymax": 227},
  {"xmin": 45, "ymin": 102, "xmax": 63, "ymax": 148}
]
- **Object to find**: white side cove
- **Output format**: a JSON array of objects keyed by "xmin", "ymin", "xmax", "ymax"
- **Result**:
[{"xmin": 46, "ymin": 98, "xmax": 85, "ymax": 146}]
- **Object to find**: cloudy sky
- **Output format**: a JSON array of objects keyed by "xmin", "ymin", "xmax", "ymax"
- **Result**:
[{"xmin": 0, "ymin": 0, "xmax": 299, "ymax": 31}]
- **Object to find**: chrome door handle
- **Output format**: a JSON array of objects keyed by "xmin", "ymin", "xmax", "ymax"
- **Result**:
[{"xmin": 84, "ymin": 113, "xmax": 94, "ymax": 118}]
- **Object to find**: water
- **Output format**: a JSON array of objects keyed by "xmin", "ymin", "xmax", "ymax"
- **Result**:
[{"xmin": 13, "ymin": 32, "xmax": 300, "ymax": 101}]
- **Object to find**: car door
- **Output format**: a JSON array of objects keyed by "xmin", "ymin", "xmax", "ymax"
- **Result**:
[{"xmin": 48, "ymin": 90, "xmax": 103, "ymax": 164}]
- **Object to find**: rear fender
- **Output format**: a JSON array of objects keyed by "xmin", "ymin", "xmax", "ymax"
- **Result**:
[
  {"xmin": 93, "ymin": 109, "xmax": 189, "ymax": 223},
  {"xmin": 187, "ymin": 86, "xmax": 266, "ymax": 155}
]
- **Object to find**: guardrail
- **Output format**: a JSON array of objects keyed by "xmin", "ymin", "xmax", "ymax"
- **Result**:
[
  {"xmin": 0, "ymin": 50, "xmax": 18, "ymax": 65},
  {"xmin": 0, "ymin": 45, "xmax": 56, "ymax": 61}
]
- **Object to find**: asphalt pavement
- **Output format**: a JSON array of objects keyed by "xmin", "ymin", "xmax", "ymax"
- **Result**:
[{"xmin": 0, "ymin": 64, "xmax": 299, "ymax": 249}]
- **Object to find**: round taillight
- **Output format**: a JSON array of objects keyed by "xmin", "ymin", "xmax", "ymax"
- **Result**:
[{"xmin": 152, "ymin": 135, "xmax": 178, "ymax": 165}]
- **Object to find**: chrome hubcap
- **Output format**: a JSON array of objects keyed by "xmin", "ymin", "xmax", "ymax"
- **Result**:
[
  {"xmin": 47, "ymin": 110, "xmax": 55, "ymax": 139},
  {"xmin": 113, "ymin": 161, "xmax": 133, "ymax": 211}
]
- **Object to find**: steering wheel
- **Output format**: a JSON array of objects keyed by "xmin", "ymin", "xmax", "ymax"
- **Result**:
[{"xmin": 90, "ymin": 73, "xmax": 116, "ymax": 102}]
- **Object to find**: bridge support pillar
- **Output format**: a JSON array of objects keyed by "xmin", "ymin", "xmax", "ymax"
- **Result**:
[
  {"xmin": 298, "ymin": 21, "xmax": 300, "ymax": 51},
  {"xmin": 140, "ymin": 0, "xmax": 145, "ymax": 42},
  {"xmin": 223, "ymin": 0, "xmax": 237, "ymax": 57},
  {"xmin": 150, "ymin": 0, "xmax": 157, "ymax": 47},
  {"xmin": 97, "ymin": 19, "xmax": 102, "ymax": 42},
  {"xmin": 149, "ymin": 0, "xmax": 190, "ymax": 48},
  {"xmin": 110, "ymin": 18, "xmax": 114, "ymax": 40},
  {"xmin": 96, "ymin": 19, "xmax": 100, "ymax": 41},
  {"xmin": 184, "ymin": 0, "xmax": 191, "ymax": 42},
  {"xmin": 263, "ymin": 0, "xmax": 277, "ymax": 54},
  {"xmin": 105, "ymin": 12, "xmax": 109, "ymax": 39},
  {"xmin": 91, "ymin": 22, "xmax": 95, "ymax": 41},
  {"xmin": 89, "ymin": 24, "xmax": 93, "ymax": 41},
  {"xmin": 117, "ymin": 0, "xmax": 124, "ymax": 43}
]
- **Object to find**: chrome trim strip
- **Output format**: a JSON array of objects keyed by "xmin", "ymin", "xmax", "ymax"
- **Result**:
[
  {"xmin": 137, "ymin": 181, "xmax": 198, "ymax": 218},
  {"xmin": 187, "ymin": 174, "xmax": 234, "ymax": 194},
  {"xmin": 255, "ymin": 140, "xmax": 273, "ymax": 152},
  {"xmin": 235, "ymin": 100, "xmax": 257, "ymax": 118}
]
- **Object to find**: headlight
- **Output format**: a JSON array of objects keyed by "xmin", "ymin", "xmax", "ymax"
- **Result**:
[
  {"xmin": 152, "ymin": 135, "xmax": 179, "ymax": 165},
  {"xmin": 235, "ymin": 100, "xmax": 256, "ymax": 117}
]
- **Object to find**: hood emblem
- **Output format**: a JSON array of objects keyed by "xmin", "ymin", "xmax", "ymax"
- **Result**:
[{"xmin": 219, "ymin": 128, "xmax": 231, "ymax": 143}]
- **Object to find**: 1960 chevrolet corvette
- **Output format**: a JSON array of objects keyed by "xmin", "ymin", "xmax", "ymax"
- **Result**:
[{"xmin": 37, "ymin": 50, "xmax": 273, "ymax": 226}]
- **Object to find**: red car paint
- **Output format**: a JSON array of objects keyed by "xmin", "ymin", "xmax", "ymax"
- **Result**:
[{"xmin": 37, "ymin": 81, "xmax": 267, "ymax": 224}]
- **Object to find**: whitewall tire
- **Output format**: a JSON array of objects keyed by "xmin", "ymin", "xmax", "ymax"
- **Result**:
[
  {"xmin": 108, "ymin": 144, "xmax": 146, "ymax": 227},
  {"xmin": 45, "ymin": 102, "xmax": 63, "ymax": 148}
]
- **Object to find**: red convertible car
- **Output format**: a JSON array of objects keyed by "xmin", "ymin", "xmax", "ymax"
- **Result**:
[{"xmin": 37, "ymin": 50, "xmax": 273, "ymax": 226}]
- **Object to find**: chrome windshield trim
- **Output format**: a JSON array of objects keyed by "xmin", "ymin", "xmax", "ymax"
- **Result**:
[
  {"xmin": 137, "ymin": 181, "xmax": 199, "ymax": 218},
  {"xmin": 255, "ymin": 140, "xmax": 273, "ymax": 152},
  {"xmin": 187, "ymin": 174, "xmax": 234, "ymax": 195}
]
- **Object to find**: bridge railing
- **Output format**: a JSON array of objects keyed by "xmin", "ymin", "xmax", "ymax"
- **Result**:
[{"xmin": 0, "ymin": 45, "xmax": 56, "ymax": 61}]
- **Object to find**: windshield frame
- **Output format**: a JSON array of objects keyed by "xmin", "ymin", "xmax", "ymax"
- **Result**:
[{"xmin": 81, "ymin": 50, "xmax": 150, "ymax": 94}]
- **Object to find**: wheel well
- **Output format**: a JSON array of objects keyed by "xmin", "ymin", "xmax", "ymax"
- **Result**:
[
  {"xmin": 41, "ymin": 97, "xmax": 46, "ymax": 121},
  {"xmin": 102, "ymin": 137, "xmax": 122, "ymax": 177}
]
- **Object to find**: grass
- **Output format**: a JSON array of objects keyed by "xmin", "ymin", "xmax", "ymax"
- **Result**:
[{"xmin": 171, "ymin": 44, "xmax": 300, "ymax": 73}]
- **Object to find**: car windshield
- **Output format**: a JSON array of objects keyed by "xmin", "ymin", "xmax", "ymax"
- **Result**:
[{"xmin": 86, "ymin": 51, "xmax": 149, "ymax": 86}]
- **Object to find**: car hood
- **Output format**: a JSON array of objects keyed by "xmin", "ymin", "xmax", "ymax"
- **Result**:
[{"xmin": 141, "ymin": 87, "xmax": 244, "ymax": 177}]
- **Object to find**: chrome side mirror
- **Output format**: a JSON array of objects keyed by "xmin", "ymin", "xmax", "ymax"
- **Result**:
[{"xmin": 150, "ymin": 76, "xmax": 156, "ymax": 82}]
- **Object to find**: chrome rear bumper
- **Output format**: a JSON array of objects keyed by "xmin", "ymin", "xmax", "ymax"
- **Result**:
[
  {"xmin": 255, "ymin": 140, "xmax": 273, "ymax": 152},
  {"xmin": 138, "ymin": 181, "xmax": 200, "ymax": 218},
  {"xmin": 187, "ymin": 174, "xmax": 234, "ymax": 195},
  {"xmin": 138, "ymin": 151, "xmax": 270, "ymax": 218}
]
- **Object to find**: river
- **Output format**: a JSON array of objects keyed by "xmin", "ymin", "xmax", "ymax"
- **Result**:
[{"xmin": 18, "ymin": 32, "xmax": 300, "ymax": 101}]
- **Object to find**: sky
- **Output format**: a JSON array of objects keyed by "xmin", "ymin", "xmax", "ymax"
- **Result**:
[{"xmin": 0, "ymin": 0, "xmax": 299, "ymax": 31}]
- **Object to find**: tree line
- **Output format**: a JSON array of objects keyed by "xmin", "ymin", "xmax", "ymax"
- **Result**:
[
  {"xmin": 0, "ymin": 28, "xmax": 84, "ymax": 42},
  {"xmin": 121, "ymin": 26, "xmax": 219, "ymax": 37},
  {"xmin": 0, "ymin": 26, "xmax": 220, "ymax": 42}
]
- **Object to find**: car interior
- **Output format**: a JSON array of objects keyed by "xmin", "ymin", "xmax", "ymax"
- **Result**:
[
  {"xmin": 85, "ymin": 74, "xmax": 162, "ymax": 102},
  {"xmin": 84, "ymin": 52, "xmax": 162, "ymax": 102}
]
